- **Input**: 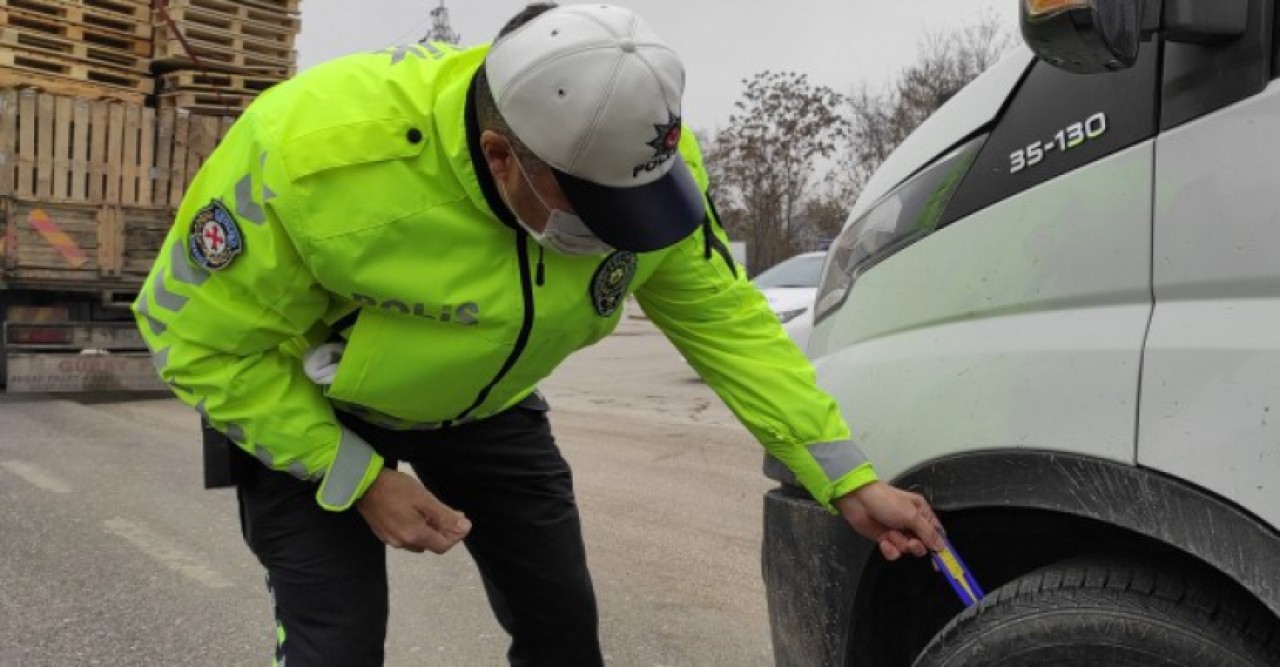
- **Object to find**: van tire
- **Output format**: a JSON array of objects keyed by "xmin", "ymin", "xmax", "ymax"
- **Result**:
[{"xmin": 913, "ymin": 556, "xmax": 1280, "ymax": 667}]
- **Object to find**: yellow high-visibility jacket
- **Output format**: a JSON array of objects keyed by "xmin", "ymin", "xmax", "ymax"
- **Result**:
[{"xmin": 134, "ymin": 42, "xmax": 876, "ymax": 512}]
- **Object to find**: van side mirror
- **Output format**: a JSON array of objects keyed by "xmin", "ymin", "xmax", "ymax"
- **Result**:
[
  {"xmin": 1020, "ymin": 0, "xmax": 1143, "ymax": 74},
  {"xmin": 1022, "ymin": 0, "xmax": 1250, "ymax": 74}
]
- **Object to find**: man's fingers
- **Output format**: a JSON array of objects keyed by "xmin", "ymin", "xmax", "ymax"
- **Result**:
[
  {"xmin": 910, "ymin": 510, "xmax": 946, "ymax": 552},
  {"xmin": 445, "ymin": 513, "xmax": 472, "ymax": 538},
  {"xmin": 885, "ymin": 530, "xmax": 917, "ymax": 557},
  {"xmin": 915, "ymin": 497, "xmax": 943, "ymax": 530},
  {"xmin": 424, "ymin": 507, "xmax": 472, "ymax": 539},
  {"xmin": 372, "ymin": 527, "xmax": 427, "ymax": 554},
  {"xmin": 389, "ymin": 520, "xmax": 463, "ymax": 554},
  {"xmin": 884, "ymin": 530, "xmax": 927, "ymax": 558},
  {"xmin": 410, "ymin": 502, "xmax": 470, "ymax": 553},
  {"xmin": 382, "ymin": 512, "xmax": 467, "ymax": 554},
  {"xmin": 399, "ymin": 541, "xmax": 428, "ymax": 554},
  {"xmin": 878, "ymin": 539, "xmax": 901, "ymax": 561},
  {"xmin": 414, "ymin": 526, "xmax": 463, "ymax": 555},
  {"xmin": 412, "ymin": 493, "xmax": 472, "ymax": 537}
]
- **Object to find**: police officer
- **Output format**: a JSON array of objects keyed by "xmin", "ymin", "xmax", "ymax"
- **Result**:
[{"xmin": 135, "ymin": 3, "xmax": 945, "ymax": 665}]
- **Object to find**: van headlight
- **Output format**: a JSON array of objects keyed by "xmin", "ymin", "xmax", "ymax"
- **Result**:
[{"xmin": 813, "ymin": 135, "xmax": 987, "ymax": 323}]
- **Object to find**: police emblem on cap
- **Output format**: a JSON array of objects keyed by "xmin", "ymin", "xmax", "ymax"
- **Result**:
[
  {"xmin": 188, "ymin": 200, "xmax": 243, "ymax": 271},
  {"xmin": 590, "ymin": 251, "xmax": 638, "ymax": 317},
  {"xmin": 634, "ymin": 111, "xmax": 682, "ymax": 178}
]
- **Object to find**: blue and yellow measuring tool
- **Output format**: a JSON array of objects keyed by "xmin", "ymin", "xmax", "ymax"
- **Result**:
[{"xmin": 931, "ymin": 537, "xmax": 984, "ymax": 607}]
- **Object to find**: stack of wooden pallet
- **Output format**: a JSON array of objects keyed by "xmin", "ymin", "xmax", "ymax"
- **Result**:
[
  {"xmin": 153, "ymin": 0, "xmax": 300, "ymax": 116},
  {"xmin": 0, "ymin": 87, "xmax": 233, "ymax": 208},
  {"xmin": 0, "ymin": 0, "xmax": 301, "ymax": 291},
  {"xmin": 0, "ymin": 0, "xmax": 154, "ymax": 104},
  {"xmin": 0, "ymin": 87, "xmax": 234, "ymax": 283}
]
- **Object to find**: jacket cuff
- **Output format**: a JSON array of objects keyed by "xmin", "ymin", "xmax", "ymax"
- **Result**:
[
  {"xmin": 803, "ymin": 439, "xmax": 874, "ymax": 511},
  {"xmin": 824, "ymin": 463, "xmax": 879, "ymax": 514},
  {"xmin": 806, "ymin": 438, "xmax": 871, "ymax": 482},
  {"xmin": 316, "ymin": 427, "xmax": 384, "ymax": 511}
]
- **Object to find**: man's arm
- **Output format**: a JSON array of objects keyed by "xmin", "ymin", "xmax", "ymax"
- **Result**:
[
  {"xmin": 635, "ymin": 218, "xmax": 875, "ymax": 509},
  {"xmin": 635, "ymin": 137, "xmax": 944, "ymax": 558},
  {"xmin": 134, "ymin": 112, "xmax": 381, "ymax": 511}
]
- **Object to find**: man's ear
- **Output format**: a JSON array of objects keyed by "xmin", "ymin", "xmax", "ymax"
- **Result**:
[{"xmin": 480, "ymin": 130, "xmax": 514, "ymax": 181}]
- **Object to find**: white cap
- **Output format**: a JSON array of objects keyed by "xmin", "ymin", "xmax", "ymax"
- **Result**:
[{"xmin": 484, "ymin": 4, "xmax": 704, "ymax": 252}]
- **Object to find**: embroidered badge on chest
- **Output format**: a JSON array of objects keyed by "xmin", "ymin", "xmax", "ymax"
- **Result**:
[
  {"xmin": 590, "ymin": 251, "xmax": 637, "ymax": 317},
  {"xmin": 188, "ymin": 200, "xmax": 243, "ymax": 271}
]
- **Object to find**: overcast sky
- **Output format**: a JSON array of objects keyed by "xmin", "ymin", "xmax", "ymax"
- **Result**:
[{"xmin": 297, "ymin": 1, "xmax": 1020, "ymax": 131}]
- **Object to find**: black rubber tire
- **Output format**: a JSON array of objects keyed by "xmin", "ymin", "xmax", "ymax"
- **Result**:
[{"xmin": 913, "ymin": 557, "xmax": 1280, "ymax": 667}]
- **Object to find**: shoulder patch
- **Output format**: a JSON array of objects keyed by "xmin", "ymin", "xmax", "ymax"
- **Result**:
[
  {"xmin": 188, "ymin": 200, "xmax": 244, "ymax": 271},
  {"xmin": 590, "ymin": 251, "xmax": 637, "ymax": 317}
]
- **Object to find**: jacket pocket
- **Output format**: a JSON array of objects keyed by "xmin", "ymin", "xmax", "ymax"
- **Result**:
[
  {"xmin": 281, "ymin": 118, "xmax": 427, "ymax": 181},
  {"xmin": 324, "ymin": 311, "xmax": 381, "ymax": 405}
]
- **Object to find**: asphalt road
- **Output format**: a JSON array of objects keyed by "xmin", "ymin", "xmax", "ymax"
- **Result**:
[{"xmin": 0, "ymin": 309, "xmax": 777, "ymax": 666}]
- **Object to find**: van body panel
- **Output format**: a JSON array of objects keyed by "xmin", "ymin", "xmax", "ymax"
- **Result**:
[
  {"xmin": 811, "ymin": 142, "xmax": 1154, "ymax": 480},
  {"xmin": 1140, "ymin": 82, "xmax": 1280, "ymax": 528}
]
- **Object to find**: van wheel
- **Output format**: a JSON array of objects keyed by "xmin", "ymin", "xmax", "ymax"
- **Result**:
[{"xmin": 913, "ymin": 557, "xmax": 1280, "ymax": 667}]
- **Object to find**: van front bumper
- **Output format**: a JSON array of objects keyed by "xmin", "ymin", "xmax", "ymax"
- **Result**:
[{"xmin": 763, "ymin": 484, "xmax": 874, "ymax": 667}]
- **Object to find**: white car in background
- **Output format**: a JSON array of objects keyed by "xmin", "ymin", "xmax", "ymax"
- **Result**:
[{"xmin": 753, "ymin": 251, "xmax": 826, "ymax": 354}]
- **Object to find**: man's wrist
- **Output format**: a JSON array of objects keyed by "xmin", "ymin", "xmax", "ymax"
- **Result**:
[{"xmin": 828, "ymin": 462, "xmax": 879, "ymax": 505}]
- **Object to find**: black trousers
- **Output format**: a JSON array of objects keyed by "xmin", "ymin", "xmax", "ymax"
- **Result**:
[{"xmin": 235, "ymin": 405, "xmax": 603, "ymax": 667}]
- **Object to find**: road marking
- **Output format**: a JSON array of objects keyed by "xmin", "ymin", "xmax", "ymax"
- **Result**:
[
  {"xmin": 1, "ymin": 460, "xmax": 73, "ymax": 493},
  {"xmin": 102, "ymin": 517, "xmax": 234, "ymax": 589}
]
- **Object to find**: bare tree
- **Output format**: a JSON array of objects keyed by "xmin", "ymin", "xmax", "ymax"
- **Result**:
[
  {"xmin": 797, "ymin": 182, "xmax": 852, "ymax": 248},
  {"xmin": 712, "ymin": 71, "xmax": 849, "ymax": 274},
  {"xmin": 702, "ymin": 14, "xmax": 1014, "ymax": 274},
  {"xmin": 840, "ymin": 13, "xmax": 1015, "ymax": 200}
]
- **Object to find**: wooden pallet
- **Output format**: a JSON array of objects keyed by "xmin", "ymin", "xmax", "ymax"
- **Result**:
[
  {"xmin": 1, "ymin": 4, "xmax": 152, "ymax": 39},
  {"xmin": 0, "ymin": 67, "xmax": 149, "ymax": 104},
  {"xmin": 159, "ymin": 69, "xmax": 282, "ymax": 95},
  {"xmin": 169, "ymin": 0, "xmax": 300, "ymax": 22},
  {"xmin": 1, "ymin": 28, "xmax": 150, "ymax": 76},
  {"xmin": 159, "ymin": 90, "xmax": 256, "ymax": 116},
  {"xmin": 153, "ymin": 5, "xmax": 295, "ymax": 47},
  {"xmin": 152, "ymin": 34, "xmax": 295, "ymax": 76},
  {"xmin": 1, "ymin": 198, "xmax": 180, "ymax": 284},
  {"xmin": 239, "ymin": 0, "xmax": 300, "ymax": 15},
  {"xmin": 154, "ymin": 22, "xmax": 295, "ymax": 61},
  {"xmin": 0, "ymin": 49, "xmax": 151, "ymax": 93},
  {"xmin": 0, "ymin": 0, "xmax": 152, "ymax": 25},
  {"xmin": 0, "ymin": 16, "xmax": 151, "ymax": 56},
  {"xmin": 158, "ymin": 0, "xmax": 300, "ymax": 33},
  {"xmin": 0, "ymin": 89, "xmax": 234, "ymax": 209}
]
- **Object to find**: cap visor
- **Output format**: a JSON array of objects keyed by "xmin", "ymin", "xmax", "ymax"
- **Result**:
[{"xmin": 553, "ymin": 159, "xmax": 705, "ymax": 253}]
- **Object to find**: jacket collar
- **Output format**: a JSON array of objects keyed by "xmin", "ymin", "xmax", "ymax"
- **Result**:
[{"xmin": 434, "ymin": 57, "xmax": 518, "ymax": 232}]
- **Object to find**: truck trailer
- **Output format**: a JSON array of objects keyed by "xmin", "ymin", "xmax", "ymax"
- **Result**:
[{"xmin": 0, "ymin": 0, "xmax": 301, "ymax": 392}]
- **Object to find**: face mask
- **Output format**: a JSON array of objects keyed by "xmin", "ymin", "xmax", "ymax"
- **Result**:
[{"xmin": 498, "ymin": 148, "xmax": 615, "ymax": 257}]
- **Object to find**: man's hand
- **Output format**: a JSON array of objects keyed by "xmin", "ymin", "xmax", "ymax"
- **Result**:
[
  {"xmin": 835, "ymin": 481, "xmax": 946, "ymax": 561},
  {"xmin": 355, "ymin": 469, "xmax": 471, "ymax": 554}
]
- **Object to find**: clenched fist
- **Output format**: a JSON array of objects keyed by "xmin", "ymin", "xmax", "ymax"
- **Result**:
[
  {"xmin": 355, "ymin": 469, "xmax": 471, "ymax": 554},
  {"xmin": 835, "ymin": 481, "xmax": 946, "ymax": 561}
]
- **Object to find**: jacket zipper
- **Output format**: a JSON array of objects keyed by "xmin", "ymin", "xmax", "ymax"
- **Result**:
[
  {"xmin": 701, "ymin": 215, "xmax": 739, "ymax": 278},
  {"xmin": 451, "ymin": 229, "xmax": 537, "ymax": 423}
]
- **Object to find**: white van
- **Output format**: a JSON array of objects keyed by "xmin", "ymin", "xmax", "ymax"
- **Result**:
[{"xmin": 763, "ymin": 1, "xmax": 1280, "ymax": 665}]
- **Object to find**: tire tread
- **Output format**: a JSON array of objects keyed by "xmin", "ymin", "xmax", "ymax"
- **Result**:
[{"xmin": 913, "ymin": 557, "xmax": 1280, "ymax": 667}]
